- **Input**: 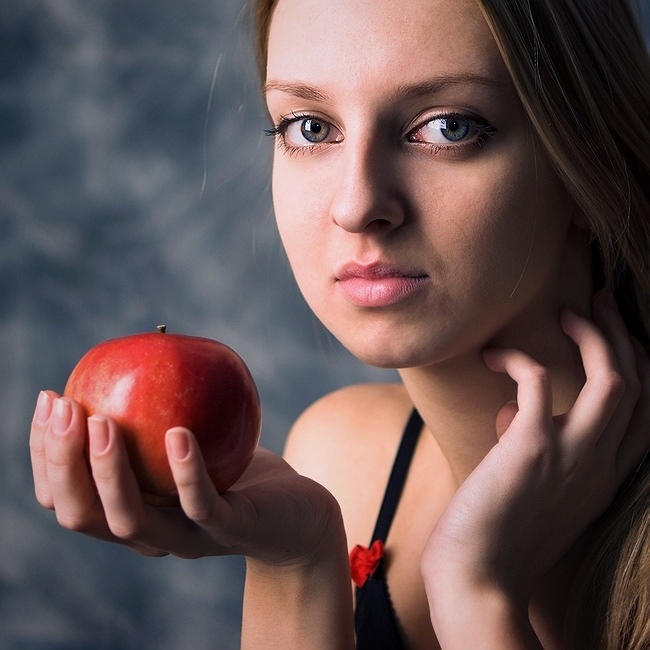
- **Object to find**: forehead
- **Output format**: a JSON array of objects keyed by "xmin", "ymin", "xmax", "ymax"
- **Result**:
[{"xmin": 266, "ymin": 0, "xmax": 509, "ymax": 91}]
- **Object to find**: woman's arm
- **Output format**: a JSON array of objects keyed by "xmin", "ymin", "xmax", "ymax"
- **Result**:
[
  {"xmin": 421, "ymin": 295, "xmax": 649, "ymax": 648},
  {"xmin": 242, "ymin": 516, "xmax": 354, "ymax": 650},
  {"xmin": 425, "ymin": 583, "xmax": 543, "ymax": 649}
]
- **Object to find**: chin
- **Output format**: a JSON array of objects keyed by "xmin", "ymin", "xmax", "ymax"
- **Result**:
[
  {"xmin": 339, "ymin": 334, "xmax": 443, "ymax": 370},
  {"xmin": 334, "ymin": 317, "xmax": 495, "ymax": 371},
  {"xmin": 316, "ymin": 302, "xmax": 487, "ymax": 370}
]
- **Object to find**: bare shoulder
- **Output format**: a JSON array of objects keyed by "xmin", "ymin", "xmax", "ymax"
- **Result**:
[
  {"xmin": 284, "ymin": 382, "xmax": 414, "ymax": 545},
  {"xmin": 283, "ymin": 382, "xmax": 413, "ymax": 475}
]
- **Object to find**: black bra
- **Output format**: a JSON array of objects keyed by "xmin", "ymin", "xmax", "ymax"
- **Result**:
[{"xmin": 354, "ymin": 409, "xmax": 423, "ymax": 649}]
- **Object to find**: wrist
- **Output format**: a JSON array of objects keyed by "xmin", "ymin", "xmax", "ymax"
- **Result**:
[
  {"xmin": 423, "ymin": 562, "xmax": 540, "ymax": 649},
  {"xmin": 244, "ymin": 513, "xmax": 347, "ymax": 583},
  {"xmin": 242, "ymin": 505, "xmax": 354, "ymax": 649}
]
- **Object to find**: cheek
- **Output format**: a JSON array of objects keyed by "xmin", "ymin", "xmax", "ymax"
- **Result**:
[
  {"xmin": 272, "ymin": 162, "xmax": 329, "ymax": 294},
  {"xmin": 272, "ymin": 162, "xmax": 304, "ymax": 254},
  {"xmin": 414, "ymin": 149, "xmax": 572, "ymax": 299},
  {"xmin": 417, "ymin": 169, "xmax": 528, "ymax": 272},
  {"xmin": 272, "ymin": 158, "xmax": 324, "ymax": 233}
]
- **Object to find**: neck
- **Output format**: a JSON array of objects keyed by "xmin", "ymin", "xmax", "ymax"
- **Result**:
[{"xmin": 399, "ymin": 302, "xmax": 590, "ymax": 486}]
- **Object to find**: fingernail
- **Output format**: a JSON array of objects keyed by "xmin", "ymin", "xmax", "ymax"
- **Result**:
[
  {"xmin": 88, "ymin": 416, "xmax": 110, "ymax": 455},
  {"xmin": 34, "ymin": 392, "xmax": 53, "ymax": 425},
  {"xmin": 52, "ymin": 399, "xmax": 72, "ymax": 435},
  {"xmin": 166, "ymin": 429, "xmax": 190, "ymax": 461}
]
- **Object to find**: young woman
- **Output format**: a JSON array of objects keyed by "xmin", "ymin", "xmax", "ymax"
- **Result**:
[{"xmin": 30, "ymin": 0, "xmax": 649, "ymax": 647}]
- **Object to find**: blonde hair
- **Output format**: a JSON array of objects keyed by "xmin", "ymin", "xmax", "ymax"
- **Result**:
[
  {"xmin": 474, "ymin": 2, "xmax": 649, "ymax": 646},
  {"xmin": 565, "ymin": 464, "xmax": 649, "ymax": 649},
  {"xmin": 251, "ymin": 0, "xmax": 649, "ymax": 645}
]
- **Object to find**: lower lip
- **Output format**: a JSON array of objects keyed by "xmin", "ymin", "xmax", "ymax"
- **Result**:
[{"xmin": 337, "ymin": 276, "xmax": 428, "ymax": 307}]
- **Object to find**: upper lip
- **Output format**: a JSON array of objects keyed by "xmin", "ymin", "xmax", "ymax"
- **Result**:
[{"xmin": 335, "ymin": 261, "xmax": 428, "ymax": 281}]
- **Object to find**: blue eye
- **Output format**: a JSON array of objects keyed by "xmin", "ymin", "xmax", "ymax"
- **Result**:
[
  {"xmin": 299, "ymin": 118, "xmax": 330, "ymax": 143},
  {"xmin": 408, "ymin": 113, "xmax": 495, "ymax": 150},
  {"xmin": 417, "ymin": 116, "xmax": 472, "ymax": 143},
  {"xmin": 265, "ymin": 113, "xmax": 340, "ymax": 152},
  {"xmin": 438, "ymin": 117, "xmax": 470, "ymax": 141}
]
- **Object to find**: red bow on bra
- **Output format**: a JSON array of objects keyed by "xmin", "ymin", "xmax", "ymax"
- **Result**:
[{"xmin": 349, "ymin": 540, "xmax": 385, "ymax": 588}]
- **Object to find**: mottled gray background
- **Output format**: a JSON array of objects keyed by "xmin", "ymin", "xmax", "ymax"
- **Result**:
[
  {"xmin": 1, "ymin": 1, "xmax": 648, "ymax": 648},
  {"xmin": 1, "ymin": 1, "xmax": 395, "ymax": 647}
]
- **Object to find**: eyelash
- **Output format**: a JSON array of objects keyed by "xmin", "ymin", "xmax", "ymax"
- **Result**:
[
  {"xmin": 264, "ymin": 112, "xmax": 335, "ymax": 157},
  {"xmin": 407, "ymin": 112, "xmax": 497, "ymax": 155},
  {"xmin": 265, "ymin": 111, "xmax": 497, "ymax": 157}
]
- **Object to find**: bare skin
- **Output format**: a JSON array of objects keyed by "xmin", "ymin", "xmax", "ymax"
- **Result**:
[
  {"xmin": 283, "ymin": 300, "xmax": 649, "ymax": 649},
  {"xmin": 30, "ymin": 297, "xmax": 649, "ymax": 649},
  {"xmin": 29, "ymin": 0, "xmax": 649, "ymax": 646}
]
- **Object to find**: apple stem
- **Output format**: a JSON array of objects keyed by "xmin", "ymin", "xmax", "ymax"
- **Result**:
[{"xmin": 157, "ymin": 325, "xmax": 167, "ymax": 334}]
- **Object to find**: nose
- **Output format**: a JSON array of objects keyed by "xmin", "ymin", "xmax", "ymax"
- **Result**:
[{"xmin": 329, "ymin": 136, "xmax": 405, "ymax": 234}]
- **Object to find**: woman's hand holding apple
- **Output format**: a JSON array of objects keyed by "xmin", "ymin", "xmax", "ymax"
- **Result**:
[
  {"xmin": 30, "ymin": 395, "xmax": 344, "ymax": 564},
  {"xmin": 30, "ymin": 330, "xmax": 357, "ymax": 647},
  {"xmin": 31, "ymin": 394, "xmax": 356, "ymax": 648},
  {"xmin": 30, "ymin": 329, "xmax": 345, "ymax": 566}
]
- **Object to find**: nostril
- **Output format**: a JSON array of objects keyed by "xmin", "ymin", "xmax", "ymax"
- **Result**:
[
  {"xmin": 366, "ymin": 218, "xmax": 399, "ymax": 233},
  {"xmin": 330, "ymin": 194, "xmax": 406, "ymax": 233}
]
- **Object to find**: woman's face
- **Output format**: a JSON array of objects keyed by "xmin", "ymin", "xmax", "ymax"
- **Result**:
[{"xmin": 264, "ymin": 0, "xmax": 579, "ymax": 369}]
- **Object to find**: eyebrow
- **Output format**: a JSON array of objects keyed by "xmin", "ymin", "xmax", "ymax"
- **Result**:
[
  {"xmin": 263, "ymin": 80, "xmax": 331, "ymax": 101},
  {"xmin": 263, "ymin": 73, "xmax": 507, "ymax": 102},
  {"xmin": 393, "ymin": 73, "xmax": 509, "ymax": 99}
]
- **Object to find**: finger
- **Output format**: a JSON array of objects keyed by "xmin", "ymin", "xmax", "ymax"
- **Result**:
[
  {"xmin": 560, "ymin": 307, "xmax": 626, "ymax": 441},
  {"xmin": 40, "ymin": 402, "xmax": 167, "ymax": 557},
  {"xmin": 86, "ymin": 416, "xmax": 169, "ymax": 556},
  {"xmin": 483, "ymin": 348, "xmax": 553, "ymax": 433},
  {"xmin": 90, "ymin": 420, "xmax": 211, "ymax": 558},
  {"xmin": 165, "ymin": 428, "xmax": 234, "ymax": 545},
  {"xmin": 616, "ymin": 338, "xmax": 650, "ymax": 479},
  {"xmin": 30, "ymin": 390, "xmax": 58, "ymax": 508},
  {"xmin": 592, "ymin": 293, "xmax": 641, "ymax": 415},
  {"xmin": 44, "ymin": 397, "xmax": 106, "ymax": 534},
  {"xmin": 88, "ymin": 416, "xmax": 156, "ymax": 542}
]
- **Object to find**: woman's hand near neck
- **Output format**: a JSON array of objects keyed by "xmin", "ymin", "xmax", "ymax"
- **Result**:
[{"xmin": 417, "ymin": 294, "xmax": 648, "ymax": 648}]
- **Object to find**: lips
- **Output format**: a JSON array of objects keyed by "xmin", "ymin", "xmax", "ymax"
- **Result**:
[{"xmin": 335, "ymin": 262, "xmax": 429, "ymax": 307}]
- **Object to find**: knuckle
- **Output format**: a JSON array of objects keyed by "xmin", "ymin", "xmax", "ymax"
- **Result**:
[
  {"xmin": 184, "ymin": 499, "xmax": 219, "ymax": 526},
  {"xmin": 29, "ymin": 434, "xmax": 45, "ymax": 456},
  {"xmin": 519, "ymin": 437, "xmax": 550, "ymax": 468},
  {"xmin": 172, "ymin": 473, "xmax": 220, "ymax": 525},
  {"xmin": 45, "ymin": 458, "xmax": 67, "ymax": 478},
  {"xmin": 90, "ymin": 462, "xmax": 117, "ymax": 485},
  {"xmin": 107, "ymin": 517, "xmax": 146, "ymax": 542},
  {"xmin": 524, "ymin": 364, "xmax": 551, "ymax": 389},
  {"xmin": 34, "ymin": 490, "xmax": 54, "ymax": 510},
  {"xmin": 599, "ymin": 369, "xmax": 626, "ymax": 400},
  {"xmin": 55, "ymin": 509, "xmax": 95, "ymax": 534},
  {"xmin": 186, "ymin": 505, "xmax": 216, "ymax": 527}
]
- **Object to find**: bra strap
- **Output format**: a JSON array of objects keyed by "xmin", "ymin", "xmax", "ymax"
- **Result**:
[{"xmin": 370, "ymin": 409, "xmax": 423, "ymax": 544}]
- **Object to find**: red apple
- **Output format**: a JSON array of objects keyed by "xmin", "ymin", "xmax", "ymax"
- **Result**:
[{"xmin": 63, "ymin": 326, "xmax": 261, "ymax": 503}]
